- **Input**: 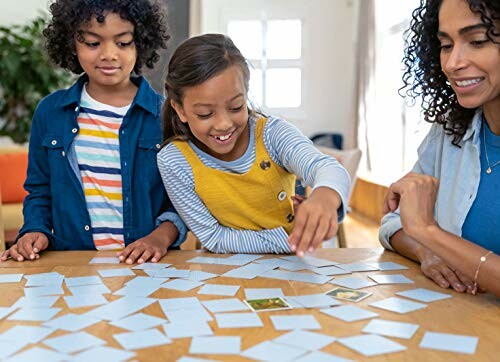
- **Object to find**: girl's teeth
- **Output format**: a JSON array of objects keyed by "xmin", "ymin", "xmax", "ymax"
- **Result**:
[
  {"xmin": 456, "ymin": 78, "xmax": 482, "ymax": 87},
  {"xmin": 216, "ymin": 134, "xmax": 231, "ymax": 141}
]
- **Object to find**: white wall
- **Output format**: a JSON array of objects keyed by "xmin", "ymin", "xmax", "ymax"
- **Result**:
[
  {"xmin": 198, "ymin": 0, "xmax": 358, "ymax": 148},
  {"xmin": 0, "ymin": 0, "xmax": 50, "ymax": 25},
  {"xmin": 1, "ymin": 0, "xmax": 359, "ymax": 148}
]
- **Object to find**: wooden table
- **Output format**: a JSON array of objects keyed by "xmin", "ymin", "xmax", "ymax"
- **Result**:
[{"xmin": 0, "ymin": 248, "xmax": 498, "ymax": 361}]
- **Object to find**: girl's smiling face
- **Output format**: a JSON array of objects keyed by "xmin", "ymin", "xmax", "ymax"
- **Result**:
[
  {"xmin": 438, "ymin": 0, "xmax": 500, "ymax": 112},
  {"xmin": 171, "ymin": 65, "xmax": 250, "ymax": 162},
  {"xmin": 75, "ymin": 12, "xmax": 137, "ymax": 92}
]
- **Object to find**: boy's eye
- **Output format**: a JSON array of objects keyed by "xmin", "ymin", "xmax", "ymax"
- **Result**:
[{"xmin": 117, "ymin": 40, "xmax": 134, "ymax": 48}]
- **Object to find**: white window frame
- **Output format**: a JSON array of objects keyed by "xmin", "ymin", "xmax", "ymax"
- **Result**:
[
  {"xmin": 358, "ymin": 0, "xmax": 430, "ymax": 186},
  {"xmin": 220, "ymin": 6, "xmax": 307, "ymax": 120}
]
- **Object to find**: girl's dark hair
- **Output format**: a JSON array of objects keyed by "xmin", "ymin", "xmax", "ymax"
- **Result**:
[
  {"xmin": 43, "ymin": 0, "xmax": 170, "ymax": 74},
  {"xmin": 401, "ymin": 0, "xmax": 499, "ymax": 146},
  {"xmin": 162, "ymin": 33, "xmax": 252, "ymax": 143}
]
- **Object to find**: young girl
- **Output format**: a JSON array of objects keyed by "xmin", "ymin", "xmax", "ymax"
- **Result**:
[
  {"xmin": 158, "ymin": 34, "xmax": 350, "ymax": 255},
  {"xmin": 0, "ymin": 0, "xmax": 186, "ymax": 263}
]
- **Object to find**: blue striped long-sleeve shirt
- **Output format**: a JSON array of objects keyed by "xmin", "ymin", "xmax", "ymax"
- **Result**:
[{"xmin": 157, "ymin": 116, "xmax": 350, "ymax": 254}]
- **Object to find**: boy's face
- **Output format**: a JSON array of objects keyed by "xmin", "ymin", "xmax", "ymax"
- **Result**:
[{"xmin": 75, "ymin": 12, "xmax": 137, "ymax": 91}]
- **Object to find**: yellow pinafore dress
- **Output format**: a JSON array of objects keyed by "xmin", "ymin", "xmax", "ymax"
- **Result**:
[{"xmin": 172, "ymin": 117, "xmax": 296, "ymax": 234}]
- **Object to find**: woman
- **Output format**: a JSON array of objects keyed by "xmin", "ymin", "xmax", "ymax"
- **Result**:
[{"xmin": 380, "ymin": 0, "xmax": 500, "ymax": 297}]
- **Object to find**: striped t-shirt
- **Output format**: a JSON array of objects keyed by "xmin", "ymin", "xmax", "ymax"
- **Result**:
[{"xmin": 75, "ymin": 85, "xmax": 130, "ymax": 250}]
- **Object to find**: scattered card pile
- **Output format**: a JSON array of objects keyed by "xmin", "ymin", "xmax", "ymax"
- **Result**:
[{"xmin": 0, "ymin": 253, "xmax": 477, "ymax": 361}]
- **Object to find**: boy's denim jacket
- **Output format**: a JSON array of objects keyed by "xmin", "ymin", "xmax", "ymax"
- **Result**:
[{"xmin": 18, "ymin": 75, "xmax": 187, "ymax": 250}]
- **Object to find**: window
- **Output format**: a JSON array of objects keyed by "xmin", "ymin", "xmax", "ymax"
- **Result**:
[
  {"xmin": 199, "ymin": 0, "xmax": 357, "ymax": 140},
  {"xmin": 358, "ymin": 0, "xmax": 430, "ymax": 186},
  {"xmin": 227, "ymin": 19, "xmax": 303, "ymax": 110}
]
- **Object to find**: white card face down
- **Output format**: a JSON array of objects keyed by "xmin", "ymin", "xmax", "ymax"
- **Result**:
[
  {"xmin": 292, "ymin": 351, "xmax": 355, "ymax": 362},
  {"xmin": 270, "ymin": 315, "xmax": 321, "ymax": 330},
  {"xmin": 338, "ymin": 334, "xmax": 407, "ymax": 357},
  {"xmin": 4, "ymin": 347, "xmax": 69, "ymax": 362},
  {"xmin": 272, "ymin": 330, "xmax": 336, "ymax": 351},
  {"xmin": 241, "ymin": 340, "xmax": 307, "ymax": 362},
  {"xmin": 163, "ymin": 320, "xmax": 214, "ymax": 339},
  {"xmin": 367, "ymin": 262, "xmax": 408, "ymax": 271},
  {"xmin": 0, "ymin": 274, "xmax": 23, "ymax": 283},
  {"xmin": 396, "ymin": 288, "xmax": 451, "ymax": 302},
  {"xmin": 320, "ymin": 305, "xmax": 378, "ymax": 322},
  {"xmin": 215, "ymin": 312, "xmax": 263, "ymax": 328},
  {"xmin": 198, "ymin": 284, "xmax": 240, "ymax": 297},
  {"xmin": 162, "ymin": 279, "xmax": 204, "ymax": 291},
  {"xmin": 369, "ymin": 297, "xmax": 427, "ymax": 314},
  {"xmin": 113, "ymin": 329, "xmax": 172, "ymax": 350},
  {"xmin": 368, "ymin": 274, "xmax": 413, "ymax": 284},
  {"xmin": 189, "ymin": 336, "xmax": 241, "ymax": 355},
  {"xmin": 71, "ymin": 346, "xmax": 136, "ymax": 362},
  {"xmin": 419, "ymin": 332, "xmax": 479, "ymax": 354},
  {"xmin": 362, "ymin": 319, "xmax": 419, "ymax": 339},
  {"xmin": 110, "ymin": 313, "xmax": 166, "ymax": 331},
  {"xmin": 44, "ymin": 331, "xmax": 106, "ymax": 354},
  {"xmin": 244, "ymin": 288, "xmax": 284, "ymax": 300},
  {"xmin": 330, "ymin": 276, "xmax": 377, "ymax": 289},
  {"xmin": 202, "ymin": 298, "xmax": 249, "ymax": 314},
  {"xmin": 286, "ymin": 294, "xmax": 341, "ymax": 308}
]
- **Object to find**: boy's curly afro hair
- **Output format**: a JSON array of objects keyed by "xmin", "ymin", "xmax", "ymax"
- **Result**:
[
  {"xmin": 43, "ymin": 0, "xmax": 170, "ymax": 75},
  {"xmin": 401, "ymin": 0, "xmax": 499, "ymax": 146}
]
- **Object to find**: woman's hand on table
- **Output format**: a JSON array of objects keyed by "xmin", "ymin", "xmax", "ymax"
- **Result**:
[
  {"xmin": 0, "ymin": 232, "xmax": 49, "ymax": 262},
  {"xmin": 418, "ymin": 248, "xmax": 478, "ymax": 293}
]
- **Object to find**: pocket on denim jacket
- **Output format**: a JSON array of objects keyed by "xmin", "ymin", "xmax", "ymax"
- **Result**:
[
  {"xmin": 135, "ymin": 137, "xmax": 163, "ymax": 186},
  {"xmin": 42, "ymin": 135, "xmax": 69, "ymax": 182}
]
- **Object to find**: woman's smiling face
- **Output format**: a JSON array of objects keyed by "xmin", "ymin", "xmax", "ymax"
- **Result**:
[{"xmin": 438, "ymin": 0, "xmax": 500, "ymax": 110}]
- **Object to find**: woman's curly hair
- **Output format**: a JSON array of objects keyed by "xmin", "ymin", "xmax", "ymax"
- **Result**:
[
  {"xmin": 401, "ymin": 0, "xmax": 499, "ymax": 146},
  {"xmin": 43, "ymin": 0, "xmax": 170, "ymax": 75}
]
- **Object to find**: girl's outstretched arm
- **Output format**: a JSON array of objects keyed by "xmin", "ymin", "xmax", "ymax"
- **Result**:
[{"xmin": 265, "ymin": 117, "xmax": 350, "ymax": 255}]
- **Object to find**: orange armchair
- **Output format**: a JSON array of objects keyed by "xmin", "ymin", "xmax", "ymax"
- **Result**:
[{"xmin": 0, "ymin": 146, "xmax": 28, "ymax": 248}]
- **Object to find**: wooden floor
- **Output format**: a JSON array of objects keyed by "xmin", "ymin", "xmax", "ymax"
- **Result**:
[{"xmin": 342, "ymin": 211, "xmax": 380, "ymax": 248}]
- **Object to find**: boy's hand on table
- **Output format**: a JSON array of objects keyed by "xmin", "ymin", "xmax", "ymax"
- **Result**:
[
  {"xmin": 116, "ymin": 234, "xmax": 168, "ymax": 264},
  {"xmin": 116, "ymin": 222, "xmax": 178, "ymax": 264},
  {"xmin": 0, "ymin": 232, "xmax": 49, "ymax": 262},
  {"xmin": 288, "ymin": 187, "xmax": 341, "ymax": 257}
]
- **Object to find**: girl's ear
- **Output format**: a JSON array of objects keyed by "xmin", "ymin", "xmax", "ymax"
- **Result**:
[{"xmin": 170, "ymin": 100, "xmax": 188, "ymax": 124}]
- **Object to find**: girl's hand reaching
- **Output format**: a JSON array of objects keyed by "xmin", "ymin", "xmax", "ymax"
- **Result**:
[
  {"xmin": 288, "ymin": 187, "xmax": 342, "ymax": 257},
  {"xmin": 0, "ymin": 232, "xmax": 49, "ymax": 262}
]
